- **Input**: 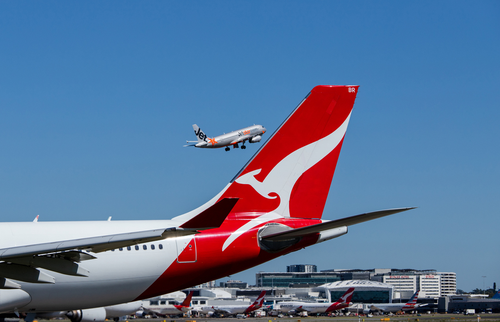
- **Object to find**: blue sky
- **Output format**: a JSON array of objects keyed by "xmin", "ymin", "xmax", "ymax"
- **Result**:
[{"xmin": 0, "ymin": 1, "xmax": 498, "ymax": 292}]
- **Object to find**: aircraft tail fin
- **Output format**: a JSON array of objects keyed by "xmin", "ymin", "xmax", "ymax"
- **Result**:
[
  {"xmin": 192, "ymin": 124, "xmax": 208, "ymax": 143},
  {"xmin": 493, "ymin": 290, "xmax": 500, "ymax": 299},
  {"xmin": 338, "ymin": 287, "xmax": 355, "ymax": 304},
  {"xmin": 173, "ymin": 86, "xmax": 359, "ymax": 224},
  {"xmin": 181, "ymin": 290, "xmax": 194, "ymax": 307},
  {"xmin": 252, "ymin": 290, "xmax": 267, "ymax": 307},
  {"xmin": 402, "ymin": 291, "xmax": 419, "ymax": 310},
  {"xmin": 219, "ymin": 85, "xmax": 359, "ymax": 219}
]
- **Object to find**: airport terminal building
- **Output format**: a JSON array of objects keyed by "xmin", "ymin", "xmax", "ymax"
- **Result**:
[{"xmin": 256, "ymin": 267, "xmax": 456, "ymax": 299}]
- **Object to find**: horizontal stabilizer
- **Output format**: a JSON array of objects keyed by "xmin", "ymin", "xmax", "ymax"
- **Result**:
[
  {"xmin": 180, "ymin": 198, "xmax": 238, "ymax": 229},
  {"xmin": 262, "ymin": 207, "xmax": 415, "ymax": 241}
]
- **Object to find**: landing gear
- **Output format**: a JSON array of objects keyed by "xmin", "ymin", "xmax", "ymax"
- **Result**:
[
  {"xmin": 241, "ymin": 145, "xmax": 246, "ymax": 149},
  {"xmin": 233, "ymin": 143, "xmax": 239, "ymax": 149},
  {"xmin": 225, "ymin": 147, "xmax": 230, "ymax": 151}
]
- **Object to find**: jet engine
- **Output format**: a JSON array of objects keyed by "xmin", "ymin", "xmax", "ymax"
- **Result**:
[
  {"xmin": 0, "ymin": 289, "xmax": 31, "ymax": 313},
  {"xmin": 104, "ymin": 301, "xmax": 142, "ymax": 318},
  {"xmin": 67, "ymin": 308, "xmax": 106, "ymax": 322},
  {"xmin": 249, "ymin": 135, "xmax": 261, "ymax": 143}
]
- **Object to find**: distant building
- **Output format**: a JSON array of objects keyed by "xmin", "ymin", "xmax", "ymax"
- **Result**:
[
  {"xmin": 220, "ymin": 280, "xmax": 248, "ymax": 289},
  {"xmin": 195, "ymin": 280, "xmax": 216, "ymax": 288},
  {"xmin": 316, "ymin": 280, "xmax": 394, "ymax": 303},
  {"xmin": 323, "ymin": 268, "xmax": 456, "ymax": 298},
  {"xmin": 439, "ymin": 295, "xmax": 500, "ymax": 313},
  {"xmin": 256, "ymin": 271, "xmax": 340, "ymax": 288},
  {"xmin": 287, "ymin": 264, "xmax": 317, "ymax": 273},
  {"xmin": 257, "ymin": 267, "xmax": 456, "ymax": 298}
]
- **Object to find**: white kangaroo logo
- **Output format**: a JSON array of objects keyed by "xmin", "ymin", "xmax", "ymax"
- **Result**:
[{"xmin": 235, "ymin": 112, "xmax": 352, "ymax": 218}]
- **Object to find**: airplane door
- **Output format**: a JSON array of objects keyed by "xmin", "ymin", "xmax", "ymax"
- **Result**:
[{"xmin": 175, "ymin": 235, "xmax": 197, "ymax": 263}]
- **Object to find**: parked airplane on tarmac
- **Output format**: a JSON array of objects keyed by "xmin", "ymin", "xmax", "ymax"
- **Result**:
[
  {"xmin": 195, "ymin": 290, "xmax": 267, "ymax": 316},
  {"xmin": 0, "ymin": 85, "xmax": 414, "ymax": 322},
  {"xmin": 142, "ymin": 291, "xmax": 193, "ymax": 316},
  {"xmin": 185, "ymin": 124, "xmax": 266, "ymax": 150},
  {"xmin": 279, "ymin": 287, "xmax": 355, "ymax": 314},
  {"xmin": 363, "ymin": 291, "xmax": 422, "ymax": 313},
  {"xmin": 26, "ymin": 301, "xmax": 142, "ymax": 322}
]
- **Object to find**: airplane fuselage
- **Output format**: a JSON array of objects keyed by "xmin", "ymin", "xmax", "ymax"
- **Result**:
[
  {"xmin": 1, "ymin": 216, "xmax": 321, "ymax": 313},
  {"xmin": 279, "ymin": 302, "xmax": 348, "ymax": 314},
  {"xmin": 194, "ymin": 125, "xmax": 266, "ymax": 149}
]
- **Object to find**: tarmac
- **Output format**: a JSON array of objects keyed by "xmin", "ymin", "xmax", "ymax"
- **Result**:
[{"xmin": 129, "ymin": 314, "xmax": 500, "ymax": 322}]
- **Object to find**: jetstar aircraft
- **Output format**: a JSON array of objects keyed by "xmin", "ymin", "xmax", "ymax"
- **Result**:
[
  {"xmin": 142, "ymin": 290, "xmax": 193, "ymax": 316},
  {"xmin": 185, "ymin": 124, "xmax": 266, "ymax": 151},
  {"xmin": 196, "ymin": 290, "xmax": 267, "ymax": 316},
  {"xmin": 0, "ymin": 85, "xmax": 414, "ymax": 322},
  {"xmin": 279, "ymin": 287, "xmax": 355, "ymax": 314},
  {"xmin": 364, "ymin": 291, "xmax": 422, "ymax": 313}
]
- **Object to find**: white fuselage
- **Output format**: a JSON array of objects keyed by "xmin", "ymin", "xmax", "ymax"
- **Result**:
[
  {"xmin": 280, "ymin": 302, "xmax": 347, "ymax": 314},
  {"xmin": 196, "ymin": 304, "xmax": 251, "ymax": 315},
  {"xmin": 278, "ymin": 301, "xmax": 332, "ymax": 314},
  {"xmin": 363, "ymin": 303, "xmax": 413, "ymax": 313},
  {"xmin": 142, "ymin": 302, "xmax": 188, "ymax": 315},
  {"xmin": 195, "ymin": 125, "xmax": 265, "ymax": 148},
  {"xmin": 0, "ymin": 220, "xmax": 182, "ymax": 311}
]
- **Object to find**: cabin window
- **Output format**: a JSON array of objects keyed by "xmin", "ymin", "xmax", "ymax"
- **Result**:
[
  {"xmin": 127, "ymin": 246, "xmax": 131, "ymax": 251},
  {"xmin": 119, "ymin": 248, "xmax": 123, "ymax": 251},
  {"xmin": 151, "ymin": 244, "xmax": 155, "ymax": 250},
  {"xmin": 135, "ymin": 245, "xmax": 139, "ymax": 250},
  {"xmin": 143, "ymin": 245, "xmax": 147, "ymax": 250},
  {"xmin": 159, "ymin": 244, "xmax": 163, "ymax": 250}
]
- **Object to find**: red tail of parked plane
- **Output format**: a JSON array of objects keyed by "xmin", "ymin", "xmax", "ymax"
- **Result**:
[
  {"xmin": 327, "ymin": 287, "xmax": 356, "ymax": 312},
  {"xmin": 244, "ymin": 290, "xmax": 267, "ymax": 313}
]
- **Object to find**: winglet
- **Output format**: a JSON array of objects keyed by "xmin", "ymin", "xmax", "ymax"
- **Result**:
[{"xmin": 180, "ymin": 198, "xmax": 238, "ymax": 229}]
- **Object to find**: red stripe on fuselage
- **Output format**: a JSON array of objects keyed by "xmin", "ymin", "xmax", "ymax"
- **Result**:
[{"xmin": 136, "ymin": 217, "xmax": 321, "ymax": 299}]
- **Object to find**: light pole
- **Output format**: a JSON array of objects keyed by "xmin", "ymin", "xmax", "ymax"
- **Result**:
[{"xmin": 482, "ymin": 276, "xmax": 486, "ymax": 295}]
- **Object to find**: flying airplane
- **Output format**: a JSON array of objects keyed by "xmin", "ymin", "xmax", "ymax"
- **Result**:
[
  {"xmin": 0, "ymin": 85, "xmax": 414, "ymax": 322},
  {"xmin": 185, "ymin": 124, "xmax": 266, "ymax": 151},
  {"xmin": 142, "ymin": 291, "xmax": 193, "ymax": 316},
  {"xmin": 363, "ymin": 291, "xmax": 422, "ymax": 313},
  {"xmin": 195, "ymin": 290, "xmax": 266, "ymax": 316},
  {"xmin": 278, "ymin": 287, "xmax": 355, "ymax": 314}
]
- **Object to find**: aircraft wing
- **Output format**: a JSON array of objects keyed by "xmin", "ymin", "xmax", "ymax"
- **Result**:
[
  {"xmin": 294, "ymin": 305, "xmax": 307, "ymax": 312},
  {"xmin": 262, "ymin": 207, "xmax": 415, "ymax": 241},
  {"xmin": 211, "ymin": 307, "xmax": 231, "ymax": 315},
  {"xmin": 0, "ymin": 228, "xmax": 173, "ymax": 260}
]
